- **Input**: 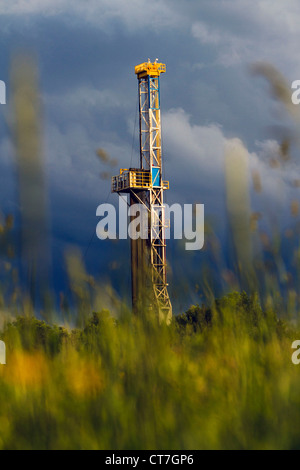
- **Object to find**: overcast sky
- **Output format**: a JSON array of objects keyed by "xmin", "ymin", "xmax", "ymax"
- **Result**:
[{"xmin": 1, "ymin": 0, "xmax": 300, "ymax": 311}]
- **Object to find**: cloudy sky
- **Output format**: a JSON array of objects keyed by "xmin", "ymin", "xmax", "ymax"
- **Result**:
[{"xmin": 1, "ymin": 0, "xmax": 300, "ymax": 311}]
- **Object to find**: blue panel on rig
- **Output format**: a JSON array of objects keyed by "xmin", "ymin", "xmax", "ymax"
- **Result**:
[{"xmin": 152, "ymin": 167, "xmax": 161, "ymax": 187}]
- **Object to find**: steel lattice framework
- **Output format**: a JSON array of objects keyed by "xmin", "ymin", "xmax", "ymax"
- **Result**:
[{"xmin": 112, "ymin": 61, "xmax": 172, "ymax": 323}]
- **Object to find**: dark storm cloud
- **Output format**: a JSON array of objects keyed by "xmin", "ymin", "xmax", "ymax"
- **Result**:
[{"xmin": 1, "ymin": 0, "xmax": 300, "ymax": 307}]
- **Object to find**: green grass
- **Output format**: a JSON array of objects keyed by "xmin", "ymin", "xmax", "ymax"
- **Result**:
[{"xmin": 0, "ymin": 292, "xmax": 299, "ymax": 450}]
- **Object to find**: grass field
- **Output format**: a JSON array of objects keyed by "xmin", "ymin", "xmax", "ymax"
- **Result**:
[{"xmin": 0, "ymin": 292, "xmax": 299, "ymax": 450}]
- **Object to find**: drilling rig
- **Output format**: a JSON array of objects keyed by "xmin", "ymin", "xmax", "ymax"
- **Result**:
[{"xmin": 111, "ymin": 60, "xmax": 172, "ymax": 323}]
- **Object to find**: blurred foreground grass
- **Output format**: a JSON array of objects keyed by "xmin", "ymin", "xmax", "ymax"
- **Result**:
[{"xmin": 0, "ymin": 292, "xmax": 299, "ymax": 450}]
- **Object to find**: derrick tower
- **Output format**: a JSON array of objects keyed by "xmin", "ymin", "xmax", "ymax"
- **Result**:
[{"xmin": 112, "ymin": 60, "xmax": 172, "ymax": 323}]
